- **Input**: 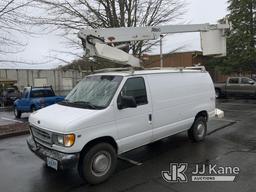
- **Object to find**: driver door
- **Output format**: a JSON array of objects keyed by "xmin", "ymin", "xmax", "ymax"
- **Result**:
[{"xmin": 114, "ymin": 77, "xmax": 153, "ymax": 153}]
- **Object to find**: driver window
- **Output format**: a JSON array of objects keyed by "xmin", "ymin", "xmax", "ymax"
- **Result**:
[{"xmin": 119, "ymin": 77, "xmax": 148, "ymax": 106}]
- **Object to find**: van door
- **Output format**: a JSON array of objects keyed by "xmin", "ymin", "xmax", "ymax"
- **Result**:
[{"xmin": 115, "ymin": 77, "xmax": 152, "ymax": 153}]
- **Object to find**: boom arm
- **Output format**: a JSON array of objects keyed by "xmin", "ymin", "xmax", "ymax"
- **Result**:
[{"xmin": 78, "ymin": 23, "xmax": 229, "ymax": 67}]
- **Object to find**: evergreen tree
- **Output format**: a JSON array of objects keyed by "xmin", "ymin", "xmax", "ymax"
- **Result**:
[
  {"xmin": 207, "ymin": 0, "xmax": 256, "ymax": 75},
  {"xmin": 227, "ymin": 0, "xmax": 256, "ymax": 72}
]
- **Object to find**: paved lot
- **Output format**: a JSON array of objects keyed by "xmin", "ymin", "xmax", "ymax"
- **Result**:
[{"xmin": 0, "ymin": 99, "xmax": 256, "ymax": 192}]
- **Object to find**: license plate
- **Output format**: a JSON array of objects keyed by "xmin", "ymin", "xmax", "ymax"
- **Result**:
[{"xmin": 46, "ymin": 157, "xmax": 58, "ymax": 170}]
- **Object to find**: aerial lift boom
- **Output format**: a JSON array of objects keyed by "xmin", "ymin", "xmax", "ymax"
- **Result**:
[{"xmin": 78, "ymin": 23, "xmax": 229, "ymax": 67}]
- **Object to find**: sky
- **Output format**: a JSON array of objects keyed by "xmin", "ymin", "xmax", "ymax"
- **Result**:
[
  {"xmin": 155, "ymin": 0, "xmax": 229, "ymax": 54},
  {"xmin": 1, "ymin": 0, "xmax": 228, "ymax": 69}
]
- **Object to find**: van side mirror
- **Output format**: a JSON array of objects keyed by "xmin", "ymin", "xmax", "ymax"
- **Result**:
[{"xmin": 118, "ymin": 95, "xmax": 137, "ymax": 109}]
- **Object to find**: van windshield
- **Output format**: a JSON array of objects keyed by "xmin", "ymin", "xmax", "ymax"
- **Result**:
[{"xmin": 59, "ymin": 75, "xmax": 123, "ymax": 109}]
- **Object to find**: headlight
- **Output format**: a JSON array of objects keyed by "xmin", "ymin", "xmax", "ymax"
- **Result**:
[{"xmin": 53, "ymin": 133, "xmax": 75, "ymax": 147}]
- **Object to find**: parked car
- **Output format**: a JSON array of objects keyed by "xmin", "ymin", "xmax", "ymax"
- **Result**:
[
  {"xmin": 27, "ymin": 69, "xmax": 216, "ymax": 184},
  {"xmin": 0, "ymin": 86, "xmax": 20, "ymax": 107},
  {"xmin": 214, "ymin": 77, "xmax": 256, "ymax": 98},
  {"xmin": 14, "ymin": 86, "xmax": 65, "ymax": 118}
]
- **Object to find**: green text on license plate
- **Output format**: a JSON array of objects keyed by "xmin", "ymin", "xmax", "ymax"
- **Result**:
[{"xmin": 46, "ymin": 157, "xmax": 58, "ymax": 170}]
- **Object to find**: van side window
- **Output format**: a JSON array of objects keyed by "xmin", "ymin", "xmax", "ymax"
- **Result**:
[
  {"xmin": 228, "ymin": 78, "xmax": 239, "ymax": 84},
  {"xmin": 120, "ymin": 77, "xmax": 148, "ymax": 105}
]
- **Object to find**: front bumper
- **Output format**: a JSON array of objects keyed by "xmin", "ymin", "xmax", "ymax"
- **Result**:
[{"xmin": 27, "ymin": 136, "xmax": 80, "ymax": 170}]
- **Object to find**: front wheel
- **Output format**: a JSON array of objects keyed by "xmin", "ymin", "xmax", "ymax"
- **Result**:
[
  {"xmin": 78, "ymin": 143, "xmax": 117, "ymax": 184},
  {"xmin": 14, "ymin": 106, "xmax": 22, "ymax": 118},
  {"xmin": 188, "ymin": 116, "xmax": 207, "ymax": 142}
]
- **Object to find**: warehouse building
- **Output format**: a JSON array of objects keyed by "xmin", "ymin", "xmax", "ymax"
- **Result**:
[{"xmin": 0, "ymin": 68, "xmax": 83, "ymax": 96}]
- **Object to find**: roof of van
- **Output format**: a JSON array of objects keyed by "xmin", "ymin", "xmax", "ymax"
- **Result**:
[{"xmin": 89, "ymin": 69, "xmax": 206, "ymax": 77}]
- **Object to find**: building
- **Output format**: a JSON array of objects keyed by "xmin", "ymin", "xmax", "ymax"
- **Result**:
[
  {"xmin": 0, "ymin": 68, "xmax": 83, "ymax": 96},
  {"xmin": 142, "ymin": 51, "xmax": 207, "ymax": 68}
]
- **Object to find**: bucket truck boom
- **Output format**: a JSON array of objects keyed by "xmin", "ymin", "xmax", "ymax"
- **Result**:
[{"xmin": 78, "ymin": 23, "xmax": 229, "ymax": 67}]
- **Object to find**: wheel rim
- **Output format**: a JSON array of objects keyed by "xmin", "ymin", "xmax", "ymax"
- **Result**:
[
  {"xmin": 91, "ymin": 151, "xmax": 111, "ymax": 177},
  {"xmin": 196, "ymin": 123, "xmax": 205, "ymax": 138}
]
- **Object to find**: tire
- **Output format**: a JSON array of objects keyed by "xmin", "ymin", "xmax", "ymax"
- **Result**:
[
  {"xmin": 78, "ymin": 143, "xmax": 117, "ymax": 184},
  {"xmin": 14, "ymin": 106, "xmax": 22, "ymax": 118},
  {"xmin": 215, "ymin": 88, "xmax": 221, "ymax": 99},
  {"xmin": 188, "ymin": 116, "xmax": 207, "ymax": 142}
]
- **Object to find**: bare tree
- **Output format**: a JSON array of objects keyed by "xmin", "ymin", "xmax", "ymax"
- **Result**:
[
  {"xmin": 0, "ymin": 0, "xmax": 34, "ymax": 56},
  {"xmin": 30, "ymin": 0, "xmax": 186, "ymax": 56}
]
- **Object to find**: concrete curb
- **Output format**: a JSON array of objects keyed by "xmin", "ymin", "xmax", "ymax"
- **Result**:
[
  {"xmin": 0, "ymin": 121, "xmax": 29, "ymax": 139},
  {"xmin": 0, "ymin": 130, "xmax": 30, "ymax": 139},
  {"xmin": 0, "ymin": 106, "xmax": 13, "ymax": 112}
]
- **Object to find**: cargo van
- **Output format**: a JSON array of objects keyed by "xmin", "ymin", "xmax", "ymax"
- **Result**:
[{"xmin": 27, "ymin": 68, "xmax": 215, "ymax": 184}]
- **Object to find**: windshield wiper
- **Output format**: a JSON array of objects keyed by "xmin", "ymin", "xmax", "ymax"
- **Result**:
[
  {"xmin": 72, "ymin": 101, "xmax": 98, "ymax": 109},
  {"xmin": 59, "ymin": 99, "xmax": 71, "ymax": 104}
]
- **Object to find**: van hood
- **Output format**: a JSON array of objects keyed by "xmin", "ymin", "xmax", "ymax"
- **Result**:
[{"xmin": 29, "ymin": 103, "xmax": 105, "ymax": 133}]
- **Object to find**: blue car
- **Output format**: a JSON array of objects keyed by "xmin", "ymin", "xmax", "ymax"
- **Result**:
[{"xmin": 14, "ymin": 86, "xmax": 65, "ymax": 118}]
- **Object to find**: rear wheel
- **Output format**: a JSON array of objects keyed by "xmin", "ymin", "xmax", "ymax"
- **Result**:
[
  {"xmin": 78, "ymin": 143, "xmax": 117, "ymax": 184},
  {"xmin": 14, "ymin": 106, "xmax": 22, "ymax": 118},
  {"xmin": 188, "ymin": 116, "xmax": 207, "ymax": 142}
]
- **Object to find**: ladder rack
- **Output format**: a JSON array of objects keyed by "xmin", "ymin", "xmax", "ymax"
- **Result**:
[{"xmin": 91, "ymin": 65, "xmax": 206, "ymax": 74}]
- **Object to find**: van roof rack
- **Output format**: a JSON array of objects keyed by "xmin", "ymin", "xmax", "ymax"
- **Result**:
[
  {"xmin": 145, "ymin": 66, "xmax": 206, "ymax": 72},
  {"xmin": 93, "ymin": 67, "xmax": 144, "ymax": 74},
  {"xmin": 92, "ymin": 65, "xmax": 206, "ymax": 74},
  {"xmin": 185, "ymin": 66, "xmax": 206, "ymax": 72}
]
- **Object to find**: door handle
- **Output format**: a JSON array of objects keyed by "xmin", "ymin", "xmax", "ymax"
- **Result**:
[{"xmin": 148, "ymin": 114, "xmax": 152, "ymax": 124}]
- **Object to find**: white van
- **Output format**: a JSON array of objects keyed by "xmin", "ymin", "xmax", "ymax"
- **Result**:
[{"xmin": 27, "ymin": 68, "xmax": 215, "ymax": 184}]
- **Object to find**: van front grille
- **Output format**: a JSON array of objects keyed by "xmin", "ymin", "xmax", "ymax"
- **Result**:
[{"xmin": 31, "ymin": 126, "xmax": 52, "ymax": 145}]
